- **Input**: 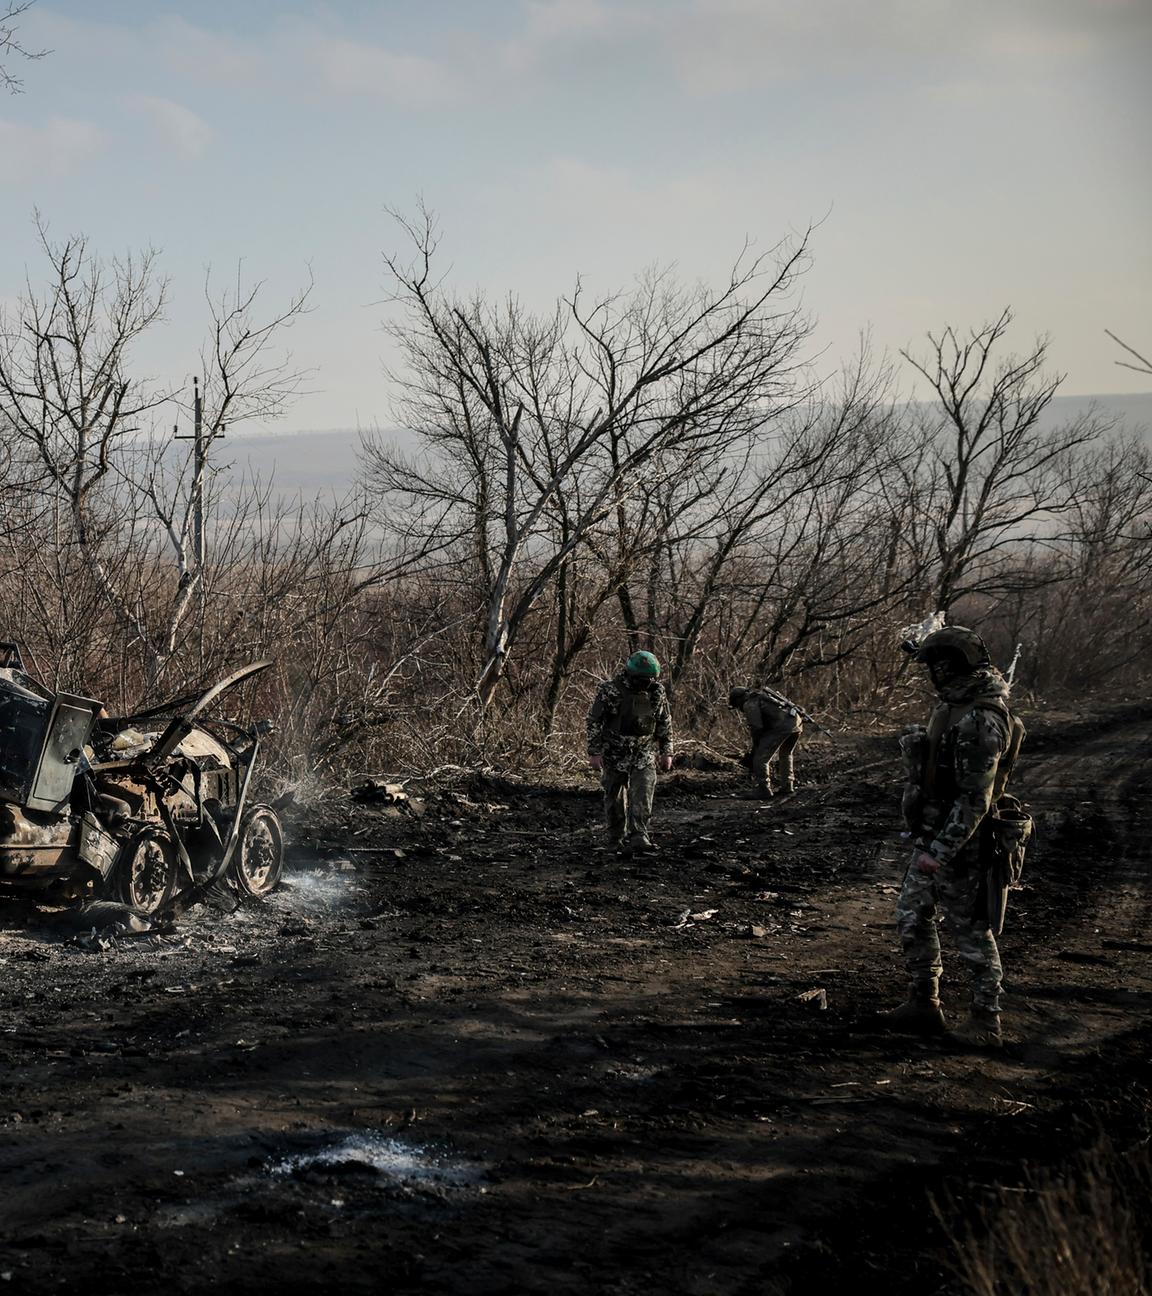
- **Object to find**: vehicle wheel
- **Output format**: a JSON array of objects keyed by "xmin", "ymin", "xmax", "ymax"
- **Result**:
[
  {"xmin": 114, "ymin": 831, "xmax": 178, "ymax": 914},
  {"xmin": 230, "ymin": 806, "xmax": 284, "ymax": 898}
]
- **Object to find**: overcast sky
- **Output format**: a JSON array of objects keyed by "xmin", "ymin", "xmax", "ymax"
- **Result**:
[{"xmin": 2, "ymin": 0, "xmax": 1149, "ymax": 434}]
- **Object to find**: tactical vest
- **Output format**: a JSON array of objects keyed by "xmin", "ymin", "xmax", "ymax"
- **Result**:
[
  {"xmin": 612, "ymin": 686, "xmax": 657, "ymax": 739},
  {"xmin": 922, "ymin": 696, "xmax": 1024, "ymax": 805}
]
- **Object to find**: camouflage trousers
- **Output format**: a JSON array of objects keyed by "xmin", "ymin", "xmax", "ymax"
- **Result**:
[
  {"xmin": 895, "ymin": 854, "xmax": 1003, "ymax": 1011},
  {"xmin": 751, "ymin": 721, "xmax": 801, "ymax": 793},
  {"xmin": 602, "ymin": 764, "xmax": 657, "ymax": 846}
]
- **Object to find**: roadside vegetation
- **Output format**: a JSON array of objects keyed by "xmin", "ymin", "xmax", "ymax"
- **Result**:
[{"xmin": 0, "ymin": 212, "xmax": 1149, "ymax": 781}]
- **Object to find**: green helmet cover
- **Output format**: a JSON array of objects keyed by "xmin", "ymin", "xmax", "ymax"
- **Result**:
[{"xmin": 625, "ymin": 650, "xmax": 661, "ymax": 678}]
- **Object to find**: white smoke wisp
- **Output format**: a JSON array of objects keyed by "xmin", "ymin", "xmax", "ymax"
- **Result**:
[
  {"xmin": 272, "ymin": 868, "xmax": 361, "ymax": 914},
  {"xmin": 899, "ymin": 610, "xmax": 946, "ymax": 650}
]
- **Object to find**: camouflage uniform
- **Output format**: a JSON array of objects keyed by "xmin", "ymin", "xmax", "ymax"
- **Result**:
[
  {"xmin": 730, "ymin": 687, "xmax": 803, "ymax": 794},
  {"xmin": 586, "ymin": 672, "xmax": 674, "ymax": 847},
  {"xmin": 896, "ymin": 669, "xmax": 1013, "ymax": 1012}
]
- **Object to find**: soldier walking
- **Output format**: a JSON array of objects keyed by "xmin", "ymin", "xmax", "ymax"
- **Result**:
[
  {"xmin": 887, "ymin": 625, "xmax": 1027, "ymax": 1046},
  {"xmin": 586, "ymin": 651, "xmax": 674, "ymax": 853},
  {"xmin": 728, "ymin": 686, "xmax": 803, "ymax": 798}
]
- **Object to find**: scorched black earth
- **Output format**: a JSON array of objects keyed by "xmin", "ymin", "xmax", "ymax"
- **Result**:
[{"xmin": 1, "ymin": 706, "xmax": 1150, "ymax": 1294}]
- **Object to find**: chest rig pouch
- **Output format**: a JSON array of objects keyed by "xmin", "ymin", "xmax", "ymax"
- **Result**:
[{"xmin": 615, "ymin": 687, "xmax": 657, "ymax": 738}]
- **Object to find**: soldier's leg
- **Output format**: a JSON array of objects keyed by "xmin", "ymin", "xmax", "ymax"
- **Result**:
[
  {"xmin": 775, "ymin": 727, "xmax": 801, "ymax": 793},
  {"xmin": 885, "ymin": 862, "xmax": 946, "ymax": 1030},
  {"xmin": 625, "ymin": 764, "xmax": 657, "ymax": 846},
  {"xmin": 601, "ymin": 767, "xmax": 627, "ymax": 845},
  {"xmin": 749, "ymin": 730, "xmax": 771, "ymax": 793},
  {"xmin": 894, "ymin": 865, "xmax": 943, "ymax": 998},
  {"xmin": 937, "ymin": 862, "xmax": 1003, "ymax": 1013},
  {"xmin": 758, "ymin": 723, "xmax": 797, "ymax": 794}
]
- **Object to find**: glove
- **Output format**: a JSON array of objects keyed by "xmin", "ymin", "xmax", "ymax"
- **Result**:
[
  {"xmin": 589, "ymin": 754, "xmax": 603, "ymax": 771},
  {"xmin": 658, "ymin": 755, "xmax": 673, "ymax": 773},
  {"xmin": 914, "ymin": 852, "xmax": 942, "ymax": 875}
]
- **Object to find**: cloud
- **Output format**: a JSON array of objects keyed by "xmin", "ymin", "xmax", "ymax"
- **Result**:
[
  {"xmin": 0, "ymin": 116, "xmax": 106, "ymax": 179},
  {"xmin": 501, "ymin": 0, "xmax": 624, "ymax": 69},
  {"xmin": 20, "ymin": 10, "xmax": 461, "ymax": 110},
  {"xmin": 490, "ymin": 0, "xmax": 1152, "ymax": 99},
  {"xmin": 143, "ymin": 16, "xmax": 459, "ymax": 108},
  {"xmin": 310, "ymin": 37, "xmax": 458, "ymax": 106},
  {"xmin": 123, "ymin": 94, "xmax": 212, "ymax": 158}
]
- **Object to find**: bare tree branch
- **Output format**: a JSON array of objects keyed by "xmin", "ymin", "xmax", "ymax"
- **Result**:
[{"xmin": 1, "ymin": 1, "xmax": 48, "ymax": 93}]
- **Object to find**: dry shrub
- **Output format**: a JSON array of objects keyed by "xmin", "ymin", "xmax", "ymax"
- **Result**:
[{"xmin": 942, "ymin": 1139, "xmax": 1152, "ymax": 1296}]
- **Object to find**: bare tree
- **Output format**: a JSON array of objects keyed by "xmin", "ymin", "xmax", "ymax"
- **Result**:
[
  {"xmin": 640, "ymin": 349, "xmax": 918, "ymax": 690},
  {"xmin": 1035, "ymin": 435, "xmax": 1152, "ymax": 688},
  {"xmin": 363, "ymin": 205, "xmax": 815, "ymax": 712},
  {"xmin": 902, "ymin": 308, "xmax": 1109, "ymax": 610},
  {"xmin": 0, "ymin": 220, "xmax": 172, "ymax": 645},
  {"xmin": 0, "ymin": 221, "xmax": 313, "ymax": 693},
  {"xmin": 134, "ymin": 267, "xmax": 314, "ymax": 679}
]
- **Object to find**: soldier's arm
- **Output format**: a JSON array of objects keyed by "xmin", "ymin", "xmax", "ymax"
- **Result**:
[
  {"xmin": 586, "ymin": 684, "xmax": 614, "ymax": 756},
  {"xmin": 928, "ymin": 709, "xmax": 1009, "ymax": 864},
  {"xmin": 741, "ymin": 699, "xmax": 763, "ymax": 736},
  {"xmin": 899, "ymin": 726, "xmax": 928, "ymax": 832},
  {"xmin": 654, "ymin": 686, "xmax": 674, "ymax": 756}
]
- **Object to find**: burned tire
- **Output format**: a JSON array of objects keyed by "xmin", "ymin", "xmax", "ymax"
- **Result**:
[
  {"xmin": 114, "ymin": 831, "xmax": 178, "ymax": 915},
  {"xmin": 230, "ymin": 806, "xmax": 284, "ymax": 898}
]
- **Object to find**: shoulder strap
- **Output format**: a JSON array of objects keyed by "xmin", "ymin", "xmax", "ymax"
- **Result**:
[
  {"xmin": 992, "ymin": 713, "xmax": 1025, "ymax": 800},
  {"xmin": 923, "ymin": 701, "xmax": 961, "ymax": 798}
]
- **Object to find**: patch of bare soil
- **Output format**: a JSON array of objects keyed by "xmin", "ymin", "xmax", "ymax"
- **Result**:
[{"xmin": 1, "ymin": 704, "xmax": 1150, "ymax": 1294}]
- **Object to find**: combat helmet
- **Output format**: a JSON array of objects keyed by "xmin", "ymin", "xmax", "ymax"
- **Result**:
[
  {"xmin": 624, "ymin": 650, "xmax": 661, "ymax": 678},
  {"xmin": 915, "ymin": 626, "xmax": 990, "ymax": 673}
]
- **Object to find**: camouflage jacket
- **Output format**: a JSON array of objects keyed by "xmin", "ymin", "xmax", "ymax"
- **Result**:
[
  {"xmin": 911, "ymin": 669, "xmax": 1013, "ymax": 865},
  {"xmin": 586, "ymin": 673, "xmax": 674, "ymax": 772}
]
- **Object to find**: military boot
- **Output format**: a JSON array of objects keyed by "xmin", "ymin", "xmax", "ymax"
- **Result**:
[
  {"xmin": 881, "ymin": 986, "xmax": 947, "ymax": 1035},
  {"xmin": 952, "ymin": 1007, "xmax": 1002, "ymax": 1047}
]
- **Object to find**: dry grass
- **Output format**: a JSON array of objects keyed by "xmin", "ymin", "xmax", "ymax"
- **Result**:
[{"xmin": 941, "ymin": 1139, "xmax": 1152, "ymax": 1296}]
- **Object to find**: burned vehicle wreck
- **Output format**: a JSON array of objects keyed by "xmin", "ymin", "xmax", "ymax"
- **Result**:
[{"xmin": 0, "ymin": 645, "xmax": 284, "ymax": 913}]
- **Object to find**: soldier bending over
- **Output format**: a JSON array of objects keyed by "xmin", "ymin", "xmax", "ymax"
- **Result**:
[{"xmin": 728, "ymin": 685, "xmax": 803, "ymax": 798}]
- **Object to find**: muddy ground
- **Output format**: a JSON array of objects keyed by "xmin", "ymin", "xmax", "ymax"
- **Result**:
[{"xmin": 1, "ymin": 703, "xmax": 1150, "ymax": 1294}]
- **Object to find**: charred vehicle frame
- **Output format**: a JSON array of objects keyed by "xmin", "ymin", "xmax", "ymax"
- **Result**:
[{"xmin": 0, "ymin": 645, "xmax": 284, "ymax": 913}]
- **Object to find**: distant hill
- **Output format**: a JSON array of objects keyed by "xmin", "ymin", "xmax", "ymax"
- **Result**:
[
  {"xmin": 1042, "ymin": 392, "xmax": 1152, "ymax": 435},
  {"xmin": 218, "ymin": 427, "xmax": 368, "ymax": 497},
  {"xmin": 221, "ymin": 392, "xmax": 1152, "ymax": 499}
]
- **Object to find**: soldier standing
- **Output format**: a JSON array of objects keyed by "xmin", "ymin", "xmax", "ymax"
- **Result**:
[
  {"xmin": 586, "ymin": 651, "xmax": 674, "ymax": 853},
  {"xmin": 887, "ymin": 626, "xmax": 1026, "ymax": 1046},
  {"xmin": 728, "ymin": 685, "xmax": 803, "ymax": 798}
]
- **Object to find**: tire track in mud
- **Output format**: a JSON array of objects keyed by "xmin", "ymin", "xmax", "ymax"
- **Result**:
[{"xmin": 1015, "ymin": 710, "xmax": 1152, "ymax": 945}]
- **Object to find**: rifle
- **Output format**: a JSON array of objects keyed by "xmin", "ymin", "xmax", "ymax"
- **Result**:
[
  {"xmin": 758, "ymin": 686, "xmax": 837, "ymax": 740},
  {"xmin": 1005, "ymin": 642, "xmax": 1023, "ymax": 687}
]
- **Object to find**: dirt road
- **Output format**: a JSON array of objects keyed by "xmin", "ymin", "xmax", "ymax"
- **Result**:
[{"xmin": 2, "ymin": 705, "xmax": 1150, "ymax": 1294}]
